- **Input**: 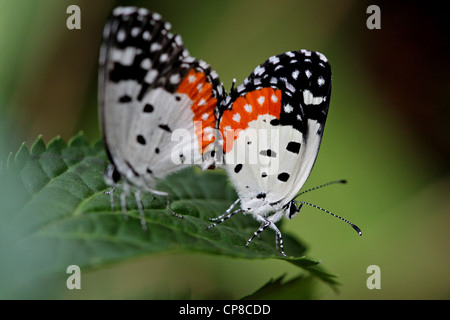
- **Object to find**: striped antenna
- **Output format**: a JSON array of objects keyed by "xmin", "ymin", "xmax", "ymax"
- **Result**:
[
  {"xmin": 296, "ymin": 179, "xmax": 347, "ymax": 197},
  {"xmin": 296, "ymin": 200, "xmax": 362, "ymax": 236}
]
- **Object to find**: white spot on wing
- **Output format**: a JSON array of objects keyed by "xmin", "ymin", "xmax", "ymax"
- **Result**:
[
  {"xmin": 117, "ymin": 29, "xmax": 126, "ymax": 42},
  {"xmin": 274, "ymin": 65, "xmax": 283, "ymax": 71},
  {"xmin": 305, "ymin": 70, "xmax": 312, "ymax": 78},
  {"xmin": 284, "ymin": 104, "xmax": 293, "ymax": 113},
  {"xmin": 316, "ymin": 52, "xmax": 328, "ymax": 62},
  {"xmin": 121, "ymin": 47, "xmax": 135, "ymax": 65},
  {"xmin": 141, "ymin": 58, "xmax": 151, "ymax": 69},
  {"xmin": 188, "ymin": 75, "xmax": 196, "ymax": 83},
  {"xmin": 257, "ymin": 96, "xmax": 265, "ymax": 105},
  {"xmin": 160, "ymin": 53, "xmax": 168, "ymax": 62},
  {"xmin": 303, "ymin": 90, "xmax": 324, "ymax": 105},
  {"xmin": 317, "ymin": 76, "xmax": 325, "ymax": 86},
  {"xmin": 254, "ymin": 65, "xmax": 265, "ymax": 76},
  {"xmin": 174, "ymin": 35, "xmax": 183, "ymax": 46},
  {"xmin": 131, "ymin": 27, "xmax": 140, "ymax": 37},
  {"xmin": 144, "ymin": 69, "xmax": 158, "ymax": 83},
  {"xmin": 281, "ymin": 77, "xmax": 295, "ymax": 92},
  {"xmin": 301, "ymin": 49, "xmax": 311, "ymax": 56},
  {"xmin": 269, "ymin": 56, "xmax": 280, "ymax": 64},
  {"xmin": 150, "ymin": 43, "xmax": 161, "ymax": 52},
  {"xmin": 169, "ymin": 73, "xmax": 180, "ymax": 84},
  {"xmin": 285, "ymin": 51, "xmax": 295, "ymax": 57},
  {"xmin": 152, "ymin": 12, "xmax": 162, "ymax": 20},
  {"xmin": 232, "ymin": 113, "xmax": 241, "ymax": 122},
  {"xmin": 142, "ymin": 31, "xmax": 151, "ymax": 40},
  {"xmin": 138, "ymin": 8, "xmax": 149, "ymax": 15}
]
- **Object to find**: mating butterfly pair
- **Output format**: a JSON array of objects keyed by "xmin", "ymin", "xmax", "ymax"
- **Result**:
[{"xmin": 99, "ymin": 7, "xmax": 361, "ymax": 256}]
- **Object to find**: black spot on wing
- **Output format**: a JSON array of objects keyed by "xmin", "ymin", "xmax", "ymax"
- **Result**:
[
  {"xmin": 118, "ymin": 95, "xmax": 132, "ymax": 103},
  {"xmin": 259, "ymin": 149, "xmax": 277, "ymax": 157},
  {"xmin": 158, "ymin": 124, "xmax": 171, "ymax": 132},
  {"xmin": 136, "ymin": 135, "xmax": 146, "ymax": 145},
  {"xmin": 270, "ymin": 119, "xmax": 280, "ymax": 126},
  {"xmin": 286, "ymin": 141, "xmax": 301, "ymax": 154},
  {"xmin": 143, "ymin": 103, "xmax": 154, "ymax": 112},
  {"xmin": 277, "ymin": 172, "xmax": 290, "ymax": 182},
  {"xmin": 109, "ymin": 62, "xmax": 147, "ymax": 83},
  {"xmin": 234, "ymin": 164, "xmax": 243, "ymax": 173}
]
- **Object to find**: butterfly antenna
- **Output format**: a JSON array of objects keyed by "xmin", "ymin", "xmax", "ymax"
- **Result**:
[
  {"xmin": 296, "ymin": 200, "xmax": 362, "ymax": 236},
  {"xmin": 296, "ymin": 179, "xmax": 347, "ymax": 197}
]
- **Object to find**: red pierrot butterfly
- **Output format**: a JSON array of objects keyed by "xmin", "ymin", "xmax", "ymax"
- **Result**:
[
  {"xmin": 208, "ymin": 50, "xmax": 361, "ymax": 256},
  {"xmin": 99, "ymin": 7, "xmax": 224, "ymax": 228}
]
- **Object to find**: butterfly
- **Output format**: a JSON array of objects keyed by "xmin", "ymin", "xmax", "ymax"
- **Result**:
[
  {"xmin": 99, "ymin": 7, "xmax": 224, "ymax": 228},
  {"xmin": 207, "ymin": 49, "xmax": 362, "ymax": 256}
]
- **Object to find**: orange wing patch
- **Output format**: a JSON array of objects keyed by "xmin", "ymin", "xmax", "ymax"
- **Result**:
[
  {"xmin": 220, "ymin": 87, "xmax": 282, "ymax": 153},
  {"xmin": 176, "ymin": 69, "xmax": 217, "ymax": 153}
]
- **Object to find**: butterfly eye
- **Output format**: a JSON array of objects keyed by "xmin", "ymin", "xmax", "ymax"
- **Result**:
[{"xmin": 288, "ymin": 202, "xmax": 302, "ymax": 219}]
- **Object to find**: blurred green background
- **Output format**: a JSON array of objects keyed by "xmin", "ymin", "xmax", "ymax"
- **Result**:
[{"xmin": 0, "ymin": 0, "xmax": 448, "ymax": 299}]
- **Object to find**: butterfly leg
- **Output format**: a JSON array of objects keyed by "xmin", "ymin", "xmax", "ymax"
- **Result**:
[
  {"xmin": 209, "ymin": 198, "xmax": 240, "ymax": 222},
  {"xmin": 206, "ymin": 208, "xmax": 242, "ymax": 229},
  {"xmin": 120, "ymin": 183, "xmax": 130, "ymax": 221},
  {"xmin": 246, "ymin": 217, "xmax": 287, "ymax": 257},
  {"xmin": 246, "ymin": 217, "xmax": 271, "ymax": 249},
  {"xmin": 270, "ymin": 222, "xmax": 287, "ymax": 257},
  {"xmin": 146, "ymin": 187, "xmax": 184, "ymax": 219},
  {"xmin": 166, "ymin": 196, "xmax": 184, "ymax": 219},
  {"xmin": 104, "ymin": 187, "xmax": 116, "ymax": 211},
  {"xmin": 134, "ymin": 190, "xmax": 147, "ymax": 231}
]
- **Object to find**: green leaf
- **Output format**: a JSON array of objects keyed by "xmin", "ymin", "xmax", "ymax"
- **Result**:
[
  {"xmin": 0, "ymin": 134, "xmax": 338, "ymax": 297},
  {"xmin": 242, "ymin": 274, "xmax": 318, "ymax": 300}
]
